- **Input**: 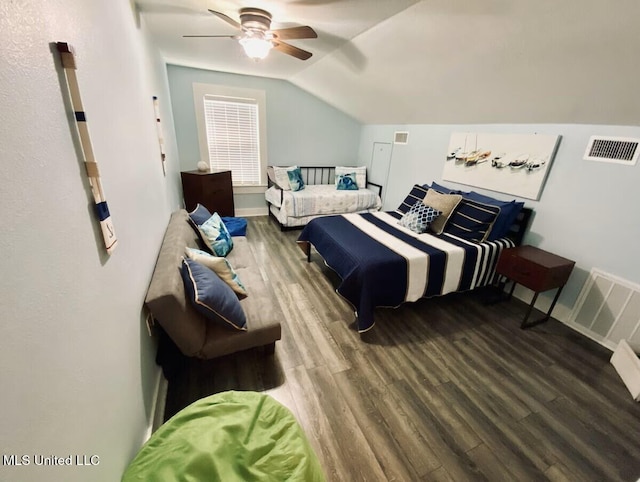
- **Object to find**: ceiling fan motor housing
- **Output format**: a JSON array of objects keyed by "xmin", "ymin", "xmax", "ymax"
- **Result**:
[{"xmin": 239, "ymin": 8, "xmax": 272, "ymax": 32}]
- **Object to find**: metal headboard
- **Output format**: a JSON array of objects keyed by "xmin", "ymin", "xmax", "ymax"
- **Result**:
[
  {"xmin": 506, "ymin": 207, "xmax": 533, "ymax": 246},
  {"xmin": 267, "ymin": 165, "xmax": 383, "ymax": 198}
]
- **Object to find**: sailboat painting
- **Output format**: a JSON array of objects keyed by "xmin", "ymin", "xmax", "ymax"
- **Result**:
[{"xmin": 443, "ymin": 132, "xmax": 561, "ymax": 200}]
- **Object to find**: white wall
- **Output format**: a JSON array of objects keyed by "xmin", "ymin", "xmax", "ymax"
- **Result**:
[
  {"xmin": 359, "ymin": 123, "xmax": 640, "ymax": 326},
  {"xmin": 0, "ymin": 1, "xmax": 181, "ymax": 481}
]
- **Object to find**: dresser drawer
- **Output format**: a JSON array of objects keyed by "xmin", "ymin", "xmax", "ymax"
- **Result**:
[
  {"xmin": 497, "ymin": 254, "xmax": 546, "ymax": 291},
  {"xmin": 200, "ymin": 172, "xmax": 231, "ymax": 191}
]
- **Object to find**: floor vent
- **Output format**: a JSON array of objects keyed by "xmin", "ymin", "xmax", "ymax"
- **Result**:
[
  {"xmin": 583, "ymin": 136, "xmax": 639, "ymax": 165},
  {"xmin": 567, "ymin": 269, "xmax": 640, "ymax": 351}
]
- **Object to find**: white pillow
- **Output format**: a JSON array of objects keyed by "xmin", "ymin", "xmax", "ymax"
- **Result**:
[
  {"xmin": 185, "ymin": 247, "xmax": 247, "ymax": 298},
  {"xmin": 272, "ymin": 166, "xmax": 298, "ymax": 191},
  {"xmin": 335, "ymin": 166, "xmax": 366, "ymax": 189}
]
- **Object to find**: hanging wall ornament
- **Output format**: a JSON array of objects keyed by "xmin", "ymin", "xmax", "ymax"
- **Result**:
[
  {"xmin": 56, "ymin": 42, "xmax": 118, "ymax": 254},
  {"xmin": 153, "ymin": 96, "xmax": 167, "ymax": 176}
]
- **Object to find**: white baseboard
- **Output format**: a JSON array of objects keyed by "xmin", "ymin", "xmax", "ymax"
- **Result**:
[
  {"xmin": 144, "ymin": 369, "xmax": 168, "ymax": 441},
  {"xmin": 511, "ymin": 285, "xmax": 610, "ymax": 350},
  {"xmin": 236, "ymin": 206, "xmax": 268, "ymax": 217},
  {"xmin": 611, "ymin": 339, "xmax": 640, "ymax": 401}
]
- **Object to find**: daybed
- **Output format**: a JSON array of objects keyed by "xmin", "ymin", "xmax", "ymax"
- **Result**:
[
  {"xmin": 265, "ymin": 165, "xmax": 382, "ymax": 230},
  {"xmin": 145, "ymin": 209, "xmax": 282, "ymax": 360},
  {"xmin": 298, "ymin": 183, "xmax": 532, "ymax": 332}
]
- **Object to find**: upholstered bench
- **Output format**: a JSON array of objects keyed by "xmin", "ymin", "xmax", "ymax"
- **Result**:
[{"xmin": 145, "ymin": 210, "xmax": 282, "ymax": 360}]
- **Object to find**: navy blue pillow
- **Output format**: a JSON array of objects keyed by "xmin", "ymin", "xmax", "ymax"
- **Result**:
[
  {"xmin": 188, "ymin": 203, "xmax": 213, "ymax": 226},
  {"xmin": 186, "ymin": 205, "xmax": 214, "ymax": 254},
  {"xmin": 464, "ymin": 192, "xmax": 524, "ymax": 240},
  {"xmin": 444, "ymin": 198, "xmax": 501, "ymax": 243},
  {"xmin": 397, "ymin": 184, "xmax": 430, "ymax": 214},
  {"xmin": 430, "ymin": 181, "xmax": 459, "ymax": 194},
  {"xmin": 180, "ymin": 258, "xmax": 247, "ymax": 331}
]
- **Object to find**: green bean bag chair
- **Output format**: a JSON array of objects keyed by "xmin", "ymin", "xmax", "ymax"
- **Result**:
[{"xmin": 123, "ymin": 391, "xmax": 325, "ymax": 481}]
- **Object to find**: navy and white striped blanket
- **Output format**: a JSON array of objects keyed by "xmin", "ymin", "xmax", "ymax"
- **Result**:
[{"xmin": 297, "ymin": 211, "xmax": 514, "ymax": 332}]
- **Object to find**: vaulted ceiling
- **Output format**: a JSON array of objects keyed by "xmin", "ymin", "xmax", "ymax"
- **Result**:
[{"xmin": 136, "ymin": 0, "xmax": 640, "ymax": 125}]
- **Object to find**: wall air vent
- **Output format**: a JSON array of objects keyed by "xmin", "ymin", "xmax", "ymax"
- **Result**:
[
  {"xmin": 394, "ymin": 131, "xmax": 409, "ymax": 145},
  {"xmin": 584, "ymin": 136, "xmax": 639, "ymax": 165}
]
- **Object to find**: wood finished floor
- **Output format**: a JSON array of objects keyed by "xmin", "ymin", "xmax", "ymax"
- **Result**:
[{"xmin": 164, "ymin": 216, "xmax": 640, "ymax": 482}]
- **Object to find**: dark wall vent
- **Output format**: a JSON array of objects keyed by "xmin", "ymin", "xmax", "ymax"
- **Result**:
[{"xmin": 584, "ymin": 136, "xmax": 639, "ymax": 165}]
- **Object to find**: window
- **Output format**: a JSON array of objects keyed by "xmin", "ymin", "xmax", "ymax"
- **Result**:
[{"xmin": 193, "ymin": 83, "xmax": 268, "ymax": 190}]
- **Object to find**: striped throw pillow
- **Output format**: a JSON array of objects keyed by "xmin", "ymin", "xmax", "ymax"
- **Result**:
[
  {"xmin": 396, "ymin": 184, "xmax": 430, "ymax": 214},
  {"xmin": 444, "ymin": 198, "xmax": 501, "ymax": 243}
]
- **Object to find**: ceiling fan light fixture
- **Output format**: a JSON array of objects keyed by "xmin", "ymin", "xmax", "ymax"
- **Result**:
[
  {"xmin": 189, "ymin": 8, "xmax": 316, "ymax": 61},
  {"xmin": 239, "ymin": 36, "xmax": 272, "ymax": 60}
]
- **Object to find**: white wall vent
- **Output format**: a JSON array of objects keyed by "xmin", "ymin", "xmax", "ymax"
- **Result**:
[
  {"xmin": 394, "ymin": 131, "xmax": 409, "ymax": 145},
  {"xmin": 583, "ymin": 136, "xmax": 639, "ymax": 165},
  {"xmin": 567, "ymin": 268, "xmax": 640, "ymax": 351}
]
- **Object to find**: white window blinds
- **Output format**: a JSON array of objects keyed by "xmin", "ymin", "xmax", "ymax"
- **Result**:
[{"xmin": 203, "ymin": 96, "xmax": 261, "ymax": 185}]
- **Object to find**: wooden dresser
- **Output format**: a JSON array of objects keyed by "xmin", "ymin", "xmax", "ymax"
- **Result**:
[{"xmin": 180, "ymin": 170, "xmax": 234, "ymax": 217}]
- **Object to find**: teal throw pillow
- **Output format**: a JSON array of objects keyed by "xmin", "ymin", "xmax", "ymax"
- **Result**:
[
  {"xmin": 336, "ymin": 173, "xmax": 359, "ymax": 190},
  {"xmin": 180, "ymin": 258, "xmax": 247, "ymax": 330},
  {"xmin": 287, "ymin": 167, "xmax": 305, "ymax": 192},
  {"xmin": 398, "ymin": 202, "xmax": 442, "ymax": 234},
  {"xmin": 197, "ymin": 213, "xmax": 233, "ymax": 256}
]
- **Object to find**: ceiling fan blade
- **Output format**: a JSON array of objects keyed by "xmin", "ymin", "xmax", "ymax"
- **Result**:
[
  {"xmin": 272, "ymin": 41, "xmax": 313, "ymax": 60},
  {"xmin": 183, "ymin": 35, "xmax": 238, "ymax": 38},
  {"xmin": 208, "ymin": 9, "xmax": 242, "ymax": 30},
  {"xmin": 270, "ymin": 25, "xmax": 317, "ymax": 40}
]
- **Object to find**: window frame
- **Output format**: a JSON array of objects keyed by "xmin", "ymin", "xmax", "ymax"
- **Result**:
[{"xmin": 193, "ymin": 82, "xmax": 268, "ymax": 193}]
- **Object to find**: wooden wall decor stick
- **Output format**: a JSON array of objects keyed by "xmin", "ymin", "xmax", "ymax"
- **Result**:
[
  {"xmin": 56, "ymin": 42, "xmax": 118, "ymax": 254},
  {"xmin": 153, "ymin": 96, "xmax": 167, "ymax": 176}
]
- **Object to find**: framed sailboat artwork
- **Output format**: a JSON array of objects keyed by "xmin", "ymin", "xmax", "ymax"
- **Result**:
[{"xmin": 443, "ymin": 132, "xmax": 561, "ymax": 200}]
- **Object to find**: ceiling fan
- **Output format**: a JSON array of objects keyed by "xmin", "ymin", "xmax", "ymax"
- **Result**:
[{"xmin": 184, "ymin": 8, "xmax": 318, "ymax": 61}]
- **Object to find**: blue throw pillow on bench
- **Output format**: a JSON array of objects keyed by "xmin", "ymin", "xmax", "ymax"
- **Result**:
[
  {"xmin": 188, "ymin": 203, "xmax": 213, "ymax": 225},
  {"xmin": 180, "ymin": 258, "xmax": 247, "ymax": 331}
]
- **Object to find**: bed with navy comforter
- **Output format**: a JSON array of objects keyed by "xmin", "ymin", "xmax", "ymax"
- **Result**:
[{"xmin": 297, "ymin": 183, "xmax": 529, "ymax": 332}]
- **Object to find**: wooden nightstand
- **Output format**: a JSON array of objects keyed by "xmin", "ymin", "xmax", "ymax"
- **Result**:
[{"xmin": 495, "ymin": 245, "xmax": 575, "ymax": 329}]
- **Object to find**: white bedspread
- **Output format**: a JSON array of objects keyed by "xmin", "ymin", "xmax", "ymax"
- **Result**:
[{"xmin": 265, "ymin": 184, "xmax": 381, "ymax": 218}]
